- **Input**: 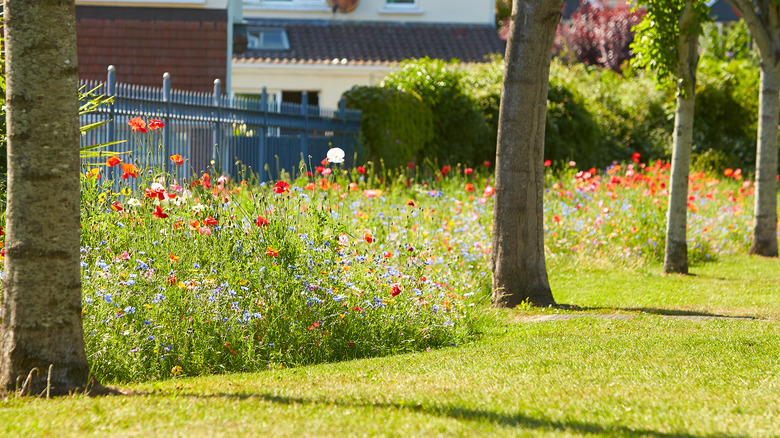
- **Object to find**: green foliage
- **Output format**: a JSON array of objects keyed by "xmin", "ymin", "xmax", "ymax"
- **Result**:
[
  {"xmin": 699, "ymin": 20, "xmax": 757, "ymax": 61},
  {"xmin": 342, "ymin": 86, "xmax": 433, "ymax": 170},
  {"xmin": 631, "ymin": 0, "xmax": 711, "ymax": 89},
  {"xmin": 692, "ymin": 57, "xmax": 760, "ymax": 171},
  {"xmin": 382, "ymin": 58, "xmax": 493, "ymax": 166}
]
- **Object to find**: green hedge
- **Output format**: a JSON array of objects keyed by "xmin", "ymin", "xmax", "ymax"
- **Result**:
[
  {"xmin": 343, "ymin": 85, "xmax": 434, "ymax": 170},
  {"xmin": 344, "ymin": 56, "xmax": 763, "ymax": 172}
]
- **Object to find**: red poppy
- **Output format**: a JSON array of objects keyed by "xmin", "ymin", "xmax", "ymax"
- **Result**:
[
  {"xmin": 352, "ymin": 306, "xmax": 363, "ymax": 312},
  {"xmin": 107, "ymin": 156, "xmax": 122, "ymax": 167},
  {"xmin": 464, "ymin": 167, "xmax": 473, "ymax": 176},
  {"xmin": 152, "ymin": 205, "xmax": 168, "ymax": 219},
  {"xmin": 407, "ymin": 162, "xmax": 415, "ymax": 169},
  {"xmin": 544, "ymin": 159, "xmax": 552, "ymax": 167},
  {"xmin": 128, "ymin": 117, "xmax": 148, "ymax": 133},
  {"xmin": 316, "ymin": 165, "xmax": 324, "ymax": 174},
  {"xmin": 255, "ymin": 216, "xmax": 269, "ymax": 227},
  {"xmin": 407, "ymin": 200, "xmax": 416, "ymax": 207},
  {"xmin": 121, "ymin": 163, "xmax": 139, "ymax": 179},
  {"xmin": 273, "ymin": 181, "xmax": 290, "ymax": 194},
  {"xmin": 203, "ymin": 217, "xmax": 218, "ymax": 227},
  {"xmin": 110, "ymin": 201, "xmax": 123, "ymax": 211},
  {"xmin": 321, "ymin": 158, "xmax": 329, "ymax": 166},
  {"xmin": 356, "ymin": 166, "xmax": 366, "ymax": 175},
  {"xmin": 483, "ymin": 160, "xmax": 491, "ymax": 167},
  {"xmin": 170, "ymin": 154, "xmax": 184, "ymax": 165},
  {"xmin": 631, "ymin": 152, "xmax": 641, "ymax": 164},
  {"xmin": 441, "ymin": 165, "xmax": 451, "ymax": 176},
  {"xmin": 318, "ymin": 178, "xmax": 331, "ymax": 190},
  {"xmin": 483, "ymin": 185, "xmax": 495, "ymax": 197},
  {"xmin": 553, "ymin": 215, "xmax": 561, "ymax": 223},
  {"xmin": 148, "ymin": 119, "xmax": 165, "ymax": 130},
  {"xmin": 391, "ymin": 284, "xmax": 402, "ymax": 297},
  {"xmin": 364, "ymin": 232, "xmax": 373, "ymax": 244},
  {"xmin": 465, "ymin": 183, "xmax": 475, "ymax": 193},
  {"xmin": 0, "ymin": 227, "xmax": 4, "ymax": 236},
  {"xmin": 265, "ymin": 247, "xmax": 279, "ymax": 257}
]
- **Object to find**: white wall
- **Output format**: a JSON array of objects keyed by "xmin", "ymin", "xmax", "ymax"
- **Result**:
[
  {"xmin": 76, "ymin": 0, "xmax": 229, "ymax": 8},
  {"xmin": 242, "ymin": 0, "xmax": 494, "ymax": 25},
  {"xmin": 232, "ymin": 62, "xmax": 393, "ymax": 108}
]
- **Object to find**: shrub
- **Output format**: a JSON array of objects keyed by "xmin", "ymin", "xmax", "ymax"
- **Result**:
[
  {"xmin": 382, "ymin": 58, "xmax": 493, "ymax": 167},
  {"xmin": 343, "ymin": 86, "xmax": 434, "ymax": 170},
  {"xmin": 692, "ymin": 57, "xmax": 759, "ymax": 172},
  {"xmin": 555, "ymin": 2, "xmax": 646, "ymax": 72}
]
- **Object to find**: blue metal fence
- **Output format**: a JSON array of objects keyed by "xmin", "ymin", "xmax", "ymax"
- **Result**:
[{"xmin": 79, "ymin": 66, "xmax": 362, "ymax": 185}]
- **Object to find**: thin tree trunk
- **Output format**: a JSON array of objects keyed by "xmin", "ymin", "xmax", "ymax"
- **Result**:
[
  {"xmin": 1, "ymin": 0, "xmax": 89, "ymax": 396},
  {"xmin": 491, "ymin": 0, "xmax": 562, "ymax": 308},
  {"xmin": 750, "ymin": 64, "xmax": 779, "ymax": 257},
  {"xmin": 664, "ymin": 1, "xmax": 699, "ymax": 274}
]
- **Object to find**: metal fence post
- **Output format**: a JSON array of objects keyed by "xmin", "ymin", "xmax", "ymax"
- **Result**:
[
  {"xmin": 163, "ymin": 72, "xmax": 172, "ymax": 177},
  {"xmin": 107, "ymin": 65, "xmax": 116, "ymax": 146},
  {"xmin": 213, "ymin": 79, "xmax": 222, "ymax": 175},
  {"xmin": 301, "ymin": 91, "xmax": 309, "ymax": 171},
  {"xmin": 339, "ymin": 98, "xmax": 347, "ymax": 160},
  {"xmin": 259, "ymin": 87, "xmax": 268, "ymax": 180}
]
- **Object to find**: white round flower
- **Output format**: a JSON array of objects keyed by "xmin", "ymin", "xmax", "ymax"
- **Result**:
[
  {"xmin": 326, "ymin": 147, "xmax": 345, "ymax": 164},
  {"xmin": 127, "ymin": 198, "xmax": 143, "ymax": 207}
]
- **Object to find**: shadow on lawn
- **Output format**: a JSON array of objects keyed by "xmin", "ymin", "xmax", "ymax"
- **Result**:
[
  {"xmin": 159, "ymin": 392, "xmax": 722, "ymax": 437},
  {"xmin": 581, "ymin": 306, "xmax": 757, "ymax": 320}
]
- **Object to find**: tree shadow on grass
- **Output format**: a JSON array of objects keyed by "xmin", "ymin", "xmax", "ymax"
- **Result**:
[
  {"xmin": 144, "ymin": 391, "xmax": 731, "ymax": 438},
  {"xmin": 575, "ymin": 306, "xmax": 758, "ymax": 320}
]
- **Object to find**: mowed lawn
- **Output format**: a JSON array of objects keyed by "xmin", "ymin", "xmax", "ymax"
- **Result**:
[{"xmin": 2, "ymin": 255, "xmax": 779, "ymax": 437}]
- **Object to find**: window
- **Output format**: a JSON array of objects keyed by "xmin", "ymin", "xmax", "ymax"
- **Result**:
[
  {"xmin": 380, "ymin": 0, "xmax": 422, "ymax": 14},
  {"xmin": 247, "ymin": 28, "xmax": 289, "ymax": 50}
]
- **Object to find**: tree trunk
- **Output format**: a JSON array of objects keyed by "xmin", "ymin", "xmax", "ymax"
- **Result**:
[
  {"xmin": 750, "ymin": 64, "xmax": 779, "ymax": 257},
  {"xmin": 663, "ymin": 1, "xmax": 699, "ymax": 274},
  {"xmin": 0, "ymin": 0, "xmax": 90, "ymax": 396},
  {"xmin": 491, "ymin": 0, "xmax": 562, "ymax": 308}
]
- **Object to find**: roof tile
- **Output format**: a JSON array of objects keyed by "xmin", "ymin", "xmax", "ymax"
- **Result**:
[{"xmin": 234, "ymin": 20, "xmax": 505, "ymax": 66}]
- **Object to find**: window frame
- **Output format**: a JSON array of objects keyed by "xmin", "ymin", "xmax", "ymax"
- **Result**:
[{"xmin": 246, "ymin": 27, "xmax": 290, "ymax": 51}]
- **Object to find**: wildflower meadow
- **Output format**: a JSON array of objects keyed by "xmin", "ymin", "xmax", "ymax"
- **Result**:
[{"xmin": 0, "ymin": 116, "xmax": 763, "ymax": 385}]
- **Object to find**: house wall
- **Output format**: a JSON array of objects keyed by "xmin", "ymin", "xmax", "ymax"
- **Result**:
[
  {"xmin": 76, "ymin": 4, "xmax": 230, "ymax": 92},
  {"xmin": 242, "ymin": 0, "xmax": 494, "ymax": 25},
  {"xmin": 76, "ymin": 0, "xmax": 229, "ymax": 8},
  {"xmin": 232, "ymin": 63, "xmax": 392, "ymax": 108}
]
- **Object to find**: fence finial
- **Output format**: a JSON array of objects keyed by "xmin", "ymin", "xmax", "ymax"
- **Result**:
[
  {"xmin": 107, "ymin": 65, "xmax": 116, "ymax": 73},
  {"xmin": 163, "ymin": 72, "xmax": 171, "ymax": 80}
]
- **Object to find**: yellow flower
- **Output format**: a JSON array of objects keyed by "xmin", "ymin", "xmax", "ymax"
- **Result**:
[
  {"xmin": 121, "ymin": 187, "xmax": 132, "ymax": 196},
  {"xmin": 171, "ymin": 365, "xmax": 183, "ymax": 376}
]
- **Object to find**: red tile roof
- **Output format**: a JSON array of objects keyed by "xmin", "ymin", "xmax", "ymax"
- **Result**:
[{"xmin": 234, "ymin": 20, "xmax": 505, "ymax": 66}]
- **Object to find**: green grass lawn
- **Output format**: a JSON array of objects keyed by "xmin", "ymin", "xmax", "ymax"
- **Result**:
[{"xmin": 3, "ymin": 255, "xmax": 778, "ymax": 437}]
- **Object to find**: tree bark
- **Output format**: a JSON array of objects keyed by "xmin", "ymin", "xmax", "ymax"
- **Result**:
[
  {"xmin": 724, "ymin": 0, "xmax": 779, "ymax": 257},
  {"xmin": 750, "ymin": 64, "xmax": 779, "ymax": 257},
  {"xmin": 1, "ymin": 0, "xmax": 90, "ymax": 396},
  {"xmin": 491, "ymin": 0, "xmax": 562, "ymax": 308},
  {"xmin": 663, "ymin": 1, "xmax": 699, "ymax": 274}
]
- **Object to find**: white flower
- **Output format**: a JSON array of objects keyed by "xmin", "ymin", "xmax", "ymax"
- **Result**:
[
  {"xmin": 326, "ymin": 147, "xmax": 345, "ymax": 164},
  {"xmin": 127, "ymin": 198, "xmax": 143, "ymax": 207},
  {"xmin": 151, "ymin": 182, "xmax": 165, "ymax": 192},
  {"xmin": 192, "ymin": 203, "xmax": 207, "ymax": 213}
]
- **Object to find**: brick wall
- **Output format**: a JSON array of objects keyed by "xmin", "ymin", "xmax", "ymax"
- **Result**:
[{"xmin": 77, "ymin": 7, "xmax": 228, "ymax": 92}]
